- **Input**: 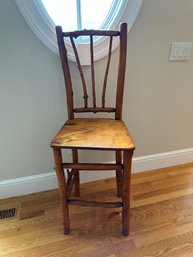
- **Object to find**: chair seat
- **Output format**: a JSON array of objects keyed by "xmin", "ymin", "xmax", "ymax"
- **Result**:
[{"xmin": 50, "ymin": 118, "xmax": 135, "ymax": 150}]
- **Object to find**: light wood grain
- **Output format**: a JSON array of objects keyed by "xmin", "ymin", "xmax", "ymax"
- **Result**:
[
  {"xmin": 1, "ymin": 163, "xmax": 193, "ymax": 256},
  {"xmin": 50, "ymin": 118, "xmax": 135, "ymax": 150}
]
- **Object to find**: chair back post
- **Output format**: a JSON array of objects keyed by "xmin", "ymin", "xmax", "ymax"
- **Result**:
[
  {"xmin": 56, "ymin": 26, "xmax": 74, "ymax": 119},
  {"xmin": 115, "ymin": 23, "xmax": 127, "ymax": 120}
]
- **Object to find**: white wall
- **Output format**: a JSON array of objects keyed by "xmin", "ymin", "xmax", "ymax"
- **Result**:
[
  {"xmin": 125, "ymin": 0, "xmax": 193, "ymax": 156},
  {"xmin": 1, "ymin": 0, "xmax": 193, "ymax": 182},
  {"xmin": 0, "ymin": 0, "xmax": 67, "ymax": 180}
]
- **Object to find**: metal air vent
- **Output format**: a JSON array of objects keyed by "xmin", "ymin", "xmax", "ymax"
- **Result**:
[{"xmin": 0, "ymin": 208, "xmax": 17, "ymax": 220}]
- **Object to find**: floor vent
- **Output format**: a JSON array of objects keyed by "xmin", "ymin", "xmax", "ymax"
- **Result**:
[{"xmin": 0, "ymin": 208, "xmax": 17, "ymax": 220}]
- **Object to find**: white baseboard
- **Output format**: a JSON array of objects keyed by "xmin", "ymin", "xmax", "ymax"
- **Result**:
[
  {"xmin": 132, "ymin": 147, "xmax": 193, "ymax": 173},
  {"xmin": 0, "ymin": 172, "xmax": 58, "ymax": 200},
  {"xmin": 1, "ymin": 148, "xmax": 193, "ymax": 199}
]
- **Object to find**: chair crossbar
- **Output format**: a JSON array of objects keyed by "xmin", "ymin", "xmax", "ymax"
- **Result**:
[
  {"xmin": 68, "ymin": 199, "xmax": 123, "ymax": 208},
  {"xmin": 63, "ymin": 163, "xmax": 123, "ymax": 171},
  {"xmin": 73, "ymin": 107, "xmax": 116, "ymax": 113}
]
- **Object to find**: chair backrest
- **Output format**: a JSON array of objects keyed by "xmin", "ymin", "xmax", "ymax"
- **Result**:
[{"xmin": 56, "ymin": 23, "xmax": 127, "ymax": 120}]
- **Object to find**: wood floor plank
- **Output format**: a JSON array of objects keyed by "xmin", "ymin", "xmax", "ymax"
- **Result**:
[
  {"xmin": 136, "ymin": 231, "xmax": 193, "ymax": 257},
  {"xmin": 131, "ymin": 187, "xmax": 193, "ymax": 208},
  {"xmin": 1, "ymin": 163, "xmax": 193, "ymax": 257}
]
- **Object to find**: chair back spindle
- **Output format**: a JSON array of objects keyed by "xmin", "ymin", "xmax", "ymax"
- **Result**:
[
  {"xmin": 90, "ymin": 35, "xmax": 96, "ymax": 108},
  {"xmin": 102, "ymin": 36, "xmax": 113, "ymax": 108},
  {"xmin": 69, "ymin": 36, "xmax": 88, "ymax": 108},
  {"xmin": 56, "ymin": 23, "xmax": 127, "ymax": 120}
]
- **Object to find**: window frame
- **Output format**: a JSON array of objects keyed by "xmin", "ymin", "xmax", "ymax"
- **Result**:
[{"xmin": 15, "ymin": 0, "xmax": 143, "ymax": 65}]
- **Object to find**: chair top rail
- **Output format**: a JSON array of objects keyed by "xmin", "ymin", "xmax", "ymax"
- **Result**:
[{"xmin": 62, "ymin": 30, "xmax": 120, "ymax": 38}]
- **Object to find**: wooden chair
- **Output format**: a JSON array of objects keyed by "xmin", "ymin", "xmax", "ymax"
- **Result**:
[{"xmin": 50, "ymin": 22, "xmax": 135, "ymax": 236}]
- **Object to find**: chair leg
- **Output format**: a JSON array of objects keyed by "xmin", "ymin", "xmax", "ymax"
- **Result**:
[
  {"xmin": 72, "ymin": 149, "xmax": 80, "ymax": 197},
  {"xmin": 115, "ymin": 150, "xmax": 123, "ymax": 197},
  {"xmin": 122, "ymin": 150, "xmax": 133, "ymax": 236},
  {"xmin": 53, "ymin": 147, "xmax": 70, "ymax": 234}
]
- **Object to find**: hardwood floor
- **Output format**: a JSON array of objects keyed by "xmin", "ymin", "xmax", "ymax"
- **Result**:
[{"xmin": 1, "ymin": 163, "xmax": 193, "ymax": 257}]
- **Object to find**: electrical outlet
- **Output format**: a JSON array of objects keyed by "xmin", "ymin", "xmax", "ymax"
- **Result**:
[{"xmin": 169, "ymin": 42, "xmax": 192, "ymax": 61}]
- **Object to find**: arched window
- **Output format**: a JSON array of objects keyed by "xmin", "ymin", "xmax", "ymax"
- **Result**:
[
  {"xmin": 41, "ymin": 0, "xmax": 120, "ymax": 34},
  {"xmin": 15, "ymin": 0, "xmax": 143, "ymax": 64}
]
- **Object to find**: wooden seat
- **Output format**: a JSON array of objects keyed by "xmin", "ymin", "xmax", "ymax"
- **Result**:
[
  {"xmin": 50, "ymin": 23, "xmax": 135, "ymax": 236},
  {"xmin": 51, "ymin": 118, "xmax": 134, "ymax": 150}
]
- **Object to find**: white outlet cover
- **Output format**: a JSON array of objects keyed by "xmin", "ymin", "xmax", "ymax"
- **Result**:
[{"xmin": 169, "ymin": 42, "xmax": 192, "ymax": 61}]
